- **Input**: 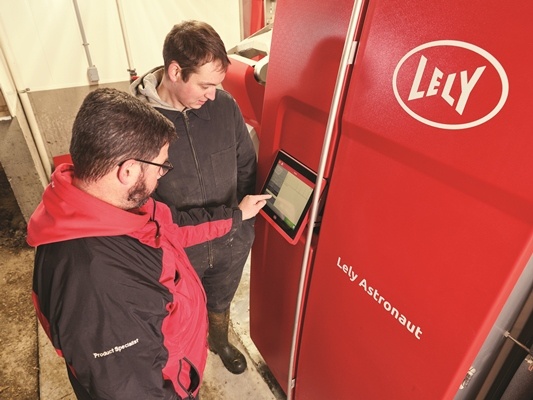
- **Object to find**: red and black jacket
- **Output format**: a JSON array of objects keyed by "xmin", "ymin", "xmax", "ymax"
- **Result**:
[{"xmin": 27, "ymin": 164, "xmax": 241, "ymax": 399}]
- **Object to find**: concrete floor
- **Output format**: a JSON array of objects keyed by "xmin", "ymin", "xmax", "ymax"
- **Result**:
[{"xmin": 37, "ymin": 258, "xmax": 287, "ymax": 400}]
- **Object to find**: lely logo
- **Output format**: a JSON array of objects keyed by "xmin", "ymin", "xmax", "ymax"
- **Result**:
[{"xmin": 392, "ymin": 40, "xmax": 508, "ymax": 130}]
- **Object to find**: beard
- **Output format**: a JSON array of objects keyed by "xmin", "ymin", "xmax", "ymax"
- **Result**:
[{"xmin": 127, "ymin": 174, "xmax": 154, "ymax": 208}]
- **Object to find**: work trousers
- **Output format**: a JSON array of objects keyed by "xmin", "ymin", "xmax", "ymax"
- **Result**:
[{"xmin": 185, "ymin": 219, "xmax": 255, "ymax": 312}]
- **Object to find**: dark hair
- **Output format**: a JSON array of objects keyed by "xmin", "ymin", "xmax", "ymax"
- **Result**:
[
  {"xmin": 69, "ymin": 87, "xmax": 176, "ymax": 182},
  {"xmin": 162, "ymin": 20, "xmax": 230, "ymax": 82}
]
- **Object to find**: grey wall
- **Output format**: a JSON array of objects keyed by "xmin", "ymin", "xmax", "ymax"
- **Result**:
[
  {"xmin": 0, "ymin": 104, "xmax": 45, "ymax": 221},
  {"xmin": 29, "ymin": 82, "xmax": 130, "ymax": 159},
  {"xmin": 0, "ymin": 82, "xmax": 129, "ymax": 220}
]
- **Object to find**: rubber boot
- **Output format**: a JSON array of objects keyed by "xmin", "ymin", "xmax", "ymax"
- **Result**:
[{"xmin": 208, "ymin": 309, "xmax": 247, "ymax": 374}]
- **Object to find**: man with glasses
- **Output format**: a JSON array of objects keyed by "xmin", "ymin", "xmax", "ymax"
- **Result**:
[
  {"xmin": 27, "ymin": 88, "xmax": 269, "ymax": 399},
  {"xmin": 131, "ymin": 20, "xmax": 258, "ymax": 374}
]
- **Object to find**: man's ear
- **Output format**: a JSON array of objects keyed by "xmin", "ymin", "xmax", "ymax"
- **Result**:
[
  {"xmin": 168, "ymin": 61, "xmax": 182, "ymax": 83},
  {"xmin": 117, "ymin": 160, "xmax": 139, "ymax": 185}
]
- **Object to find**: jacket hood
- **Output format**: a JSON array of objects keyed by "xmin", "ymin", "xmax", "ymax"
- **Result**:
[
  {"xmin": 130, "ymin": 66, "xmax": 174, "ymax": 110},
  {"xmin": 27, "ymin": 164, "xmax": 151, "ymax": 247}
]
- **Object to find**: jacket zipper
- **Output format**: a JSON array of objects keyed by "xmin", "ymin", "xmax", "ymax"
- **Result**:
[{"xmin": 182, "ymin": 110, "xmax": 214, "ymax": 268}]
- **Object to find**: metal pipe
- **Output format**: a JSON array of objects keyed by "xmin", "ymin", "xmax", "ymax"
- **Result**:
[
  {"xmin": 0, "ymin": 25, "xmax": 50, "ymax": 183},
  {"xmin": 115, "ymin": 0, "xmax": 137, "ymax": 79},
  {"xmin": 18, "ymin": 90, "xmax": 52, "ymax": 180},
  {"xmin": 285, "ymin": 1, "xmax": 365, "ymax": 398},
  {"xmin": 72, "ymin": 0, "xmax": 93, "ymax": 67}
]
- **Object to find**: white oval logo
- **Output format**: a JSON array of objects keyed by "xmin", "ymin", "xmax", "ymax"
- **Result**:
[{"xmin": 392, "ymin": 40, "xmax": 508, "ymax": 130}]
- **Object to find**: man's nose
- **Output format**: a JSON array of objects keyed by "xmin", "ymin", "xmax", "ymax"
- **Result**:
[{"xmin": 205, "ymin": 87, "xmax": 216, "ymax": 100}]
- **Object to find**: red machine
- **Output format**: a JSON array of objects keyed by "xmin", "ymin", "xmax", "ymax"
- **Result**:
[
  {"xmin": 227, "ymin": 0, "xmax": 533, "ymax": 398},
  {"xmin": 249, "ymin": 0, "xmax": 356, "ymax": 394}
]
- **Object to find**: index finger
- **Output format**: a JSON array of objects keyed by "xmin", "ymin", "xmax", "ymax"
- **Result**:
[{"xmin": 254, "ymin": 194, "xmax": 272, "ymax": 201}]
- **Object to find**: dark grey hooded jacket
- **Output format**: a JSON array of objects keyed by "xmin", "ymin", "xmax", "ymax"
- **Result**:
[{"xmin": 130, "ymin": 67, "xmax": 257, "ymax": 287}]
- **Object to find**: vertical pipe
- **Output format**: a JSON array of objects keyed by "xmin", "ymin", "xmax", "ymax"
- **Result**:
[
  {"xmin": 285, "ymin": 1, "xmax": 365, "ymax": 398},
  {"xmin": 115, "ymin": 0, "xmax": 137, "ymax": 81},
  {"xmin": 0, "ymin": 25, "xmax": 51, "ymax": 183},
  {"xmin": 18, "ymin": 90, "xmax": 52, "ymax": 180},
  {"xmin": 72, "ymin": 0, "xmax": 99, "ymax": 84},
  {"xmin": 72, "ymin": 0, "xmax": 93, "ymax": 67}
]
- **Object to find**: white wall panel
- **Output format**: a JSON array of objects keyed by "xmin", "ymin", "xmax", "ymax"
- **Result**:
[
  {"xmin": 123, "ymin": 0, "xmax": 242, "ymax": 79},
  {"xmin": 0, "ymin": 25, "xmax": 18, "ymax": 116},
  {"xmin": 0, "ymin": 0, "xmax": 241, "ymax": 91}
]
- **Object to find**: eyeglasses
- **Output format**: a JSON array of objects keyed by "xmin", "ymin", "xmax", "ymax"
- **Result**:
[
  {"xmin": 135, "ymin": 159, "xmax": 174, "ymax": 176},
  {"xmin": 120, "ymin": 158, "xmax": 174, "ymax": 177}
]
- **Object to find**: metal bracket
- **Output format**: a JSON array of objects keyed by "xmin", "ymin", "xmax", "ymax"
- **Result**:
[{"xmin": 504, "ymin": 331, "xmax": 533, "ymax": 356}]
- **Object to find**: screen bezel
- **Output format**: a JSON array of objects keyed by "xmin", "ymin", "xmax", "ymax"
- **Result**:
[{"xmin": 259, "ymin": 150, "xmax": 319, "ymax": 245}]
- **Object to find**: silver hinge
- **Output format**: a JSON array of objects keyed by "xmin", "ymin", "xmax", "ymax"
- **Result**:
[{"xmin": 459, "ymin": 366, "xmax": 476, "ymax": 389}]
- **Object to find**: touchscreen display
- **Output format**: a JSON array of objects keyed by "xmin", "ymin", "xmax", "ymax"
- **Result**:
[{"xmin": 260, "ymin": 151, "xmax": 318, "ymax": 243}]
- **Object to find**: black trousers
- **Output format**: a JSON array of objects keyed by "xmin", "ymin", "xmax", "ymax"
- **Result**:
[{"xmin": 185, "ymin": 219, "xmax": 255, "ymax": 312}]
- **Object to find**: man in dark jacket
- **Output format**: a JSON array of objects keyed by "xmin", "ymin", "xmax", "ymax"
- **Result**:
[
  {"xmin": 28, "ymin": 88, "xmax": 269, "ymax": 399},
  {"xmin": 131, "ymin": 20, "xmax": 257, "ymax": 374}
]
